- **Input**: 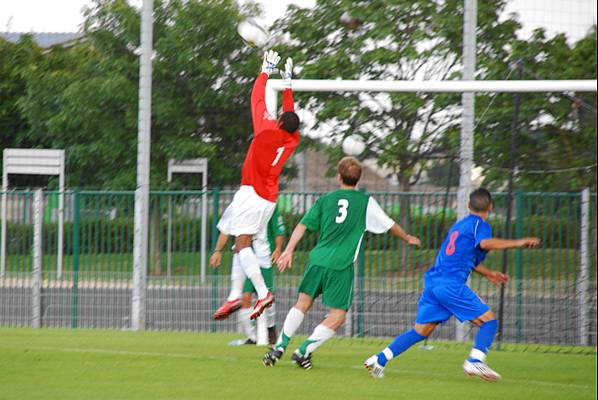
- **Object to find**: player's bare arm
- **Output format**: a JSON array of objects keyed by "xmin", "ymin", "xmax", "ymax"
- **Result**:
[
  {"xmin": 277, "ymin": 224, "xmax": 307, "ymax": 272},
  {"xmin": 479, "ymin": 237, "xmax": 541, "ymax": 251},
  {"xmin": 389, "ymin": 223, "xmax": 421, "ymax": 246},
  {"xmin": 271, "ymin": 235, "xmax": 285, "ymax": 263},
  {"xmin": 210, "ymin": 233, "xmax": 230, "ymax": 268},
  {"xmin": 474, "ymin": 264, "xmax": 509, "ymax": 287}
]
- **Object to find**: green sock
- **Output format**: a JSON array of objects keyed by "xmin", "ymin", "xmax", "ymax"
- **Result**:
[
  {"xmin": 296, "ymin": 324, "xmax": 335, "ymax": 357},
  {"xmin": 276, "ymin": 332, "xmax": 291, "ymax": 351}
]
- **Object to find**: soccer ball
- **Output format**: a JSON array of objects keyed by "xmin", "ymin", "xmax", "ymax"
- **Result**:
[
  {"xmin": 237, "ymin": 18, "xmax": 269, "ymax": 48},
  {"xmin": 342, "ymin": 135, "xmax": 366, "ymax": 156}
]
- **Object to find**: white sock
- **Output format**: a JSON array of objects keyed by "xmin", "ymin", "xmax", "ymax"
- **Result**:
[
  {"xmin": 238, "ymin": 308, "xmax": 255, "ymax": 342},
  {"xmin": 265, "ymin": 303, "xmax": 276, "ymax": 328},
  {"xmin": 227, "ymin": 254, "xmax": 245, "ymax": 301},
  {"xmin": 298, "ymin": 324, "xmax": 336, "ymax": 357},
  {"xmin": 275, "ymin": 307, "xmax": 304, "ymax": 350},
  {"xmin": 238, "ymin": 248, "xmax": 269, "ymax": 299},
  {"xmin": 469, "ymin": 348, "xmax": 487, "ymax": 362}
]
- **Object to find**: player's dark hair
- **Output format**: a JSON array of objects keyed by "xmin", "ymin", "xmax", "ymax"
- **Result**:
[
  {"xmin": 469, "ymin": 188, "xmax": 493, "ymax": 212},
  {"xmin": 338, "ymin": 156, "xmax": 362, "ymax": 186},
  {"xmin": 278, "ymin": 112, "xmax": 300, "ymax": 133}
]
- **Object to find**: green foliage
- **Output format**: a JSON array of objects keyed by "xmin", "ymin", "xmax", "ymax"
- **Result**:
[
  {"xmin": 272, "ymin": 0, "xmax": 524, "ymax": 190},
  {"xmin": 474, "ymin": 25, "xmax": 597, "ymax": 192},
  {"xmin": 0, "ymin": 36, "xmax": 41, "ymax": 155},
  {"xmin": 5, "ymin": 0, "xmax": 265, "ymax": 189},
  {"xmin": 3, "ymin": 210, "xmax": 580, "ymax": 258},
  {"xmin": 0, "ymin": 1, "xmax": 595, "ymax": 192},
  {"xmin": 274, "ymin": 1, "xmax": 595, "ymax": 192},
  {"xmin": 425, "ymin": 158, "xmax": 460, "ymax": 187}
]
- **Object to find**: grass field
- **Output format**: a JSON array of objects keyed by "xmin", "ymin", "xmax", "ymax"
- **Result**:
[{"xmin": 0, "ymin": 328, "xmax": 595, "ymax": 400}]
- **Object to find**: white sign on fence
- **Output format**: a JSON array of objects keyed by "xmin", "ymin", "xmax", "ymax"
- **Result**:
[{"xmin": 1, "ymin": 149, "xmax": 65, "ymax": 278}]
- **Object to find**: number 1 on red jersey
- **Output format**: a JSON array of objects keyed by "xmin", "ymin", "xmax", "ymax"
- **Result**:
[{"xmin": 271, "ymin": 146, "xmax": 285, "ymax": 166}]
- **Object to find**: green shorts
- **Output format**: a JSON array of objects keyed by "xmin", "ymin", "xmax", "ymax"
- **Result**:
[
  {"xmin": 298, "ymin": 263, "xmax": 354, "ymax": 311},
  {"xmin": 243, "ymin": 267, "xmax": 275, "ymax": 294}
]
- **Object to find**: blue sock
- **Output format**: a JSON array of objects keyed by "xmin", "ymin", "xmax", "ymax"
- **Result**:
[
  {"xmin": 376, "ymin": 329, "xmax": 427, "ymax": 367},
  {"xmin": 468, "ymin": 319, "xmax": 498, "ymax": 362}
]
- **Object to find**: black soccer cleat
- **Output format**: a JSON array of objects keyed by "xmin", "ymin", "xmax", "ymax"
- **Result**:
[
  {"xmin": 291, "ymin": 350, "xmax": 312, "ymax": 370},
  {"xmin": 262, "ymin": 347, "xmax": 284, "ymax": 367}
]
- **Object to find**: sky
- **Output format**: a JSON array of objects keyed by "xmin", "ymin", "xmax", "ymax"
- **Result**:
[
  {"xmin": 0, "ymin": 0, "xmax": 596, "ymax": 43},
  {"xmin": 0, "ymin": 0, "xmax": 315, "ymax": 33}
]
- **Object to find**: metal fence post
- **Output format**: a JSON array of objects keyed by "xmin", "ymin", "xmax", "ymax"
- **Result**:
[
  {"xmin": 1, "ymin": 175, "xmax": 6, "ymax": 277},
  {"xmin": 210, "ymin": 188, "xmax": 220, "ymax": 333},
  {"xmin": 167, "ymin": 194, "xmax": 172, "ymax": 278},
  {"xmin": 201, "ymin": 171, "xmax": 208, "ymax": 284},
  {"xmin": 32, "ymin": 189, "xmax": 43, "ymax": 328},
  {"xmin": 71, "ymin": 188, "xmax": 80, "ymax": 328},
  {"xmin": 456, "ymin": 0, "xmax": 477, "ymax": 343},
  {"xmin": 578, "ymin": 188, "xmax": 590, "ymax": 346},
  {"xmin": 514, "ymin": 190, "xmax": 524, "ymax": 342}
]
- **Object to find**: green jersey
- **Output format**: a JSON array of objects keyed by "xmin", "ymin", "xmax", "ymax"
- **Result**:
[
  {"xmin": 300, "ymin": 189, "xmax": 394, "ymax": 270},
  {"xmin": 266, "ymin": 205, "xmax": 285, "ymax": 251}
]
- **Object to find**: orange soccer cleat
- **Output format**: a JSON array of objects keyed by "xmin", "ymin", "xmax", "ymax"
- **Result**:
[
  {"xmin": 249, "ymin": 292, "xmax": 275, "ymax": 320},
  {"xmin": 212, "ymin": 298, "xmax": 242, "ymax": 320}
]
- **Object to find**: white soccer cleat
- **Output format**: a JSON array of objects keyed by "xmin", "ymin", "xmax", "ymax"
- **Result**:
[
  {"xmin": 463, "ymin": 360, "xmax": 501, "ymax": 382},
  {"xmin": 364, "ymin": 355, "xmax": 385, "ymax": 378}
]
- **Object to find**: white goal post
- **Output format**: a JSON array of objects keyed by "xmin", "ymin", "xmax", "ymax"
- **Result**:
[
  {"xmin": 266, "ymin": 78, "xmax": 596, "ymax": 94},
  {"xmin": 265, "ymin": 77, "xmax": 597, "ymax": 342}
]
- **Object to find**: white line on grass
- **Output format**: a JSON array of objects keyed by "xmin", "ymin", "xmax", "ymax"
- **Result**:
[{"xmin": 15, "ymin": 345, "xmax": 592, "ymax": 390}]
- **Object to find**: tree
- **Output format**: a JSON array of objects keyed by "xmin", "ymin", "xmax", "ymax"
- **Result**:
[
  {"xmin": 274, "ymin": 0, "xmax": 458, "ymax": 193},
  {"xmin": 474, "ymin": 25, "xmax": 597, "ymax": 192},
  {"xmin": 274, "ymin": 0, "xmax": 595, "ymax": 194},
  {"xmin": 17, "ymin": 0, "xmax": 265, "ymax": 189},
  {"xmin": 0, "ymin": 36, "xmax": 41, "ymax": 171}
]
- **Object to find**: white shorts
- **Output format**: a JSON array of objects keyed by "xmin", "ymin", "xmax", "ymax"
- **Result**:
[
  {"xmin": 217, "ymin": 186, "xmax": 276, "ymax": 242},
  {"xmin": 253, "ymin": 238, "xmax": 272, "ymax": 268}
]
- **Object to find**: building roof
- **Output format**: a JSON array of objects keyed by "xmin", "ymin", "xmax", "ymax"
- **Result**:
[{"xmin": 0, "ymin": 32, "xmax": 84, "ymax": 48}]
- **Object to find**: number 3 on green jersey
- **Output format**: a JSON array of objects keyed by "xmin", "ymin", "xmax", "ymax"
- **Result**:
[
  {"xmin": 336, "ymin": 199, "xmax": 349, "ymax": 223},
  {"xmin": 300, "ymin": 190, "xmax": 395, "ymax": 270}
]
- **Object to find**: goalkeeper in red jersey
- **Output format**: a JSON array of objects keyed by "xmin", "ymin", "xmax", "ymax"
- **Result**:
[{"xmin": 213, "ymin": 50, "xmax": 300, "ymax": 321}]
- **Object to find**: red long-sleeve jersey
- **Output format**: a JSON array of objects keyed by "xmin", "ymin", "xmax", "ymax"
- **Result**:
[{"xmin": 241, "ymin": 73, "xmax": 300, "ymax": 202}]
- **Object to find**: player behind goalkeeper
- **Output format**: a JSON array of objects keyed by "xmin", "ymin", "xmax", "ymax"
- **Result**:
[
  {"xmin": 213, "ymin": 50, "xmax": 299, "ymax": 321},
  {"xmin": 262, "ymin": 156, "xmax": 421, "ymax": 370},
  {"xmin": 210, "ymin": 204, "xmax": 286, "ymax": 344},
  {"xmin": 364, "ymin": 188, "xmax": 540, "ymax": 381}
]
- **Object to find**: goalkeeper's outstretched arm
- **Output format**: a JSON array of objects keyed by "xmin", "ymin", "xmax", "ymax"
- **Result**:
[
  {"xmin": 251, "ymin": 50, "xmax": 281, "ymax": 134},
  {"xmin": 281, "ymin": 57, "xmax": 294, "ymax": 112}
]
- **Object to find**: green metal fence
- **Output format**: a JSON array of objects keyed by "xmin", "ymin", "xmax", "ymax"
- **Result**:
[{"xmin": 0, "ymin": 189, "xmax": 596, "ymax": 348}]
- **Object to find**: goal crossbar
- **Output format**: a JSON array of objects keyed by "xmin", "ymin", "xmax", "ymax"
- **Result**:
[{"xmin": 267, "ymin": 79, "xmax": 597, "ymax": 93}]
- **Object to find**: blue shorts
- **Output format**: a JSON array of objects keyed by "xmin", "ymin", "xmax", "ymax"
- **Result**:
[{"xmin": 415, "ymin": 283, "xmax": 490, "ymax": 324}]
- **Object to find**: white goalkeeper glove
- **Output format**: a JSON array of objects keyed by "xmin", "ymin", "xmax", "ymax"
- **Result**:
[
  {"xmin": 261, "ymin": 50, "xmax": 281, "ymax": 76},
  {"xmin": 281, "ymin": 57, "xmax": 293, "ymax": 89}
]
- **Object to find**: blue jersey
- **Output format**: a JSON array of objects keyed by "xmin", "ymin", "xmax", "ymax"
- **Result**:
[{"xmin": 425, "ymin": 215, "xmax": 492, "ymax": 285}]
